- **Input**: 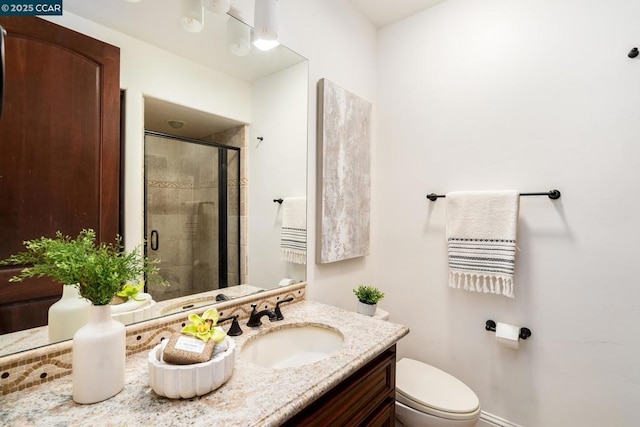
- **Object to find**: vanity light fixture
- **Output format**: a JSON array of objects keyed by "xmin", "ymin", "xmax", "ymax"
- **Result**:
[
  {"xmin": 201, "ymin": 0, "xmax": 230, "ymax": 14},
  {"xmin": 253, "ymin": 0, "xmax": 280, "ymax": 51},
  {"xmin": 227, "ymin": 17, "xmax": 251, "ymax": 56},
  {"xmin": 180, "ymin": 0, "xmax": 205, "ymax": 33}
]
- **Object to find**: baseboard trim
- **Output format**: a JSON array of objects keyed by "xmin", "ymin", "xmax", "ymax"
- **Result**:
[{"xmin": 478, "ymin": 410, "xmax": 523, "ymax": 427}]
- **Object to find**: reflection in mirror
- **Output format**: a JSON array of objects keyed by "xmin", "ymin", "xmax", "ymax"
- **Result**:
[
  {"xmin": 0, "ymin": 1, "xmax": 308, "ymax": 358},
  {"xmin": 143, "ymin": 98, "xmax": 247, "ymax": 301},
  {"xmin": 144, "ymin": 125, "xmax": 242, "ymax": 300}
]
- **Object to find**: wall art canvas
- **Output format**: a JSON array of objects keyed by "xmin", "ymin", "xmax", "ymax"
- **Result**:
[{"xmin": 316, "ymin": 78, "xmax": 372, "ymax": 264}]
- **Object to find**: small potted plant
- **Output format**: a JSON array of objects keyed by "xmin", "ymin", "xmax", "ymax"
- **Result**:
[
  {"xmin": 353, "ymin": 285, "xmax": 385, "ymax": 317},
  {"xmin": 0, "ymin": 229, "xmax": 164, "ymax": 404}
]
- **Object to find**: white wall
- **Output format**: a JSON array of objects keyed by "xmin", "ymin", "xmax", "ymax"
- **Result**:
[
  {"xmin": 277, "ymin": 0, "xmax": 379, "ymax": 309},
  {"xmin": 375, "ymin": 0, "xmax": 640, "ymax": 425},
  {"xmin": 248, "ymin": 61, "xmax": 308, "ymax": 287}
]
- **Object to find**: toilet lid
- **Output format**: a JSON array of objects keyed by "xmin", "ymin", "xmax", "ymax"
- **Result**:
[{"xmin": 396, "ymin": 358, "xmax": 480, "ymax": 416}]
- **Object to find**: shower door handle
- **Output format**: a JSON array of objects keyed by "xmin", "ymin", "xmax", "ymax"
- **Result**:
[
  {"xmin": 0, "ymin": 25, "xmax": 6, "ymax": 121},
  {"xmin": 150, "ymin": 230, "xmax": 159, "ymax": 251}
]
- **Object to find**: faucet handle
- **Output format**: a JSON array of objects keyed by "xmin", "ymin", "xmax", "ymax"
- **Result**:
[
  {"xmin": 247, "ymin": 304, "xmax": 278, "ymax": 327},
  {"xmin": 274, "ymin": 297, "xmax": 294, "ymax": 321},
  {"xmin": 218, "ymin": 315, "xmax": 243, "ymax": 336}
]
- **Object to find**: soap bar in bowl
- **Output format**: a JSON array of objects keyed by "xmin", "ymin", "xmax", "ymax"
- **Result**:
[
  {"xmin": 148, "ymin": 336, "xmax": 236, "ymax": 399},
  {"xmin": 162, "ymin": 333, "xmax": 216, "ymax": 365}
]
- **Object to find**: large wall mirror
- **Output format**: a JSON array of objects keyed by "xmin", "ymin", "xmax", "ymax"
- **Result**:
[{"xmin": 0, "ymin": 0, "xmax": 308, "ymax": 357}]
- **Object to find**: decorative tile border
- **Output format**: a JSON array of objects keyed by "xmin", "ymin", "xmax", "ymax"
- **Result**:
[
  {"xmin": 147, "ymin": 179, "xmax": 242, "ymax": 190},
  {"xmin": 147, "ymin": 180, "xmax": 222, "ymax": 190},
  {"xmin": 147, "ymin": 179, "xmax": 195, "ymax": 189},
  {"xmin": 0, "ymin": 341, "xmax": 73, "ymax": 395},
  {"xmin": 0, "ymin": 283, "xmax": 306, "ymax": 396},
  {"xmin": 194, "ymin": 180, "xmax": 219, "ymax": 189}
]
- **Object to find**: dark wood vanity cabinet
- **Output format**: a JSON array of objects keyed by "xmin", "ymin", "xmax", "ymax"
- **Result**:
[
  {"xmin": 282, "ymin": 345, "xmax": 397, "ymax": 427},
  {"xmin": 0, "ymin": 17, "xmax": 120, "ymax": 333}
]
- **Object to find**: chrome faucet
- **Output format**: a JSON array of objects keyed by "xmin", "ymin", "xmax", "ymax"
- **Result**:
[{"xmin": 247, "ymin": 304, "xmax": 277, "ymax": 327}]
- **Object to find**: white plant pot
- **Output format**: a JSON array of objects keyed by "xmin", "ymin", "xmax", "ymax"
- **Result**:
[
  {"xmin": 357, "ymin": 300, "xmax": 377, "ymax": 317},
  {"xmin": 72, "ymin": 305, "xmax": 126, "ymax": 404},
  {"xmin": 48, "ymin": 284, "xmax": 91, "ymax": 343}
]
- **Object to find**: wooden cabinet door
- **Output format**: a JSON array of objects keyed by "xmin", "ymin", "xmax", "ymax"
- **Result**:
[
  {"xmin": 0, "ymin": 17, "xmax": 120, "ymax": 333},
  {"xmin": 282, "ymin": 346, "xmax": 397, "ymax": 427}
]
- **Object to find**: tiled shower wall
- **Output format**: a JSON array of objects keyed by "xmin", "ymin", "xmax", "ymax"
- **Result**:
[
  {"xmin": 145, "ymin": 127, "xmax": 247, "ymax": 302},
  {"xmin": 145, "ymin": 135, "xmax": 217, "ymax": 300}
]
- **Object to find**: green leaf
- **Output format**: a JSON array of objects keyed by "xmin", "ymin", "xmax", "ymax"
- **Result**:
[
  {"xmin": 116, "ymin": 282, "xmax": 145, "ymax": 301},
  {"xmin": 353, "ymin": 285, "xmax": 385, "ymax": 305}
]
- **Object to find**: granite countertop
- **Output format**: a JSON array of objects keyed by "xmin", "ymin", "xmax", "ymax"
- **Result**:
[{"xmin": 0, "ymin": 300, "xmax": 409, "ymax": 426}]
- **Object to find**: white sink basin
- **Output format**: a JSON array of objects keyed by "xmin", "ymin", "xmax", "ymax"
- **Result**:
[{"xmin": 241, "ymin": 324, "xmax": 344, "ymax": 369}]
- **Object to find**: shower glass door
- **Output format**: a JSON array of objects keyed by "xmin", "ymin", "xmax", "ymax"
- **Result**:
[{"xmin": 144, "ymin": 132, "xmax": 240, "ymax": 302}]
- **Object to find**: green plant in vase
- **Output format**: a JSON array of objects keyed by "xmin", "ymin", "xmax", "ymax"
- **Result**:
[
  {"xmin": 1, "ymin": 229, "xmax": 166, "ymax": 404},
  {"xmin": 353, "ymin": 285, "xmax": 385, "ymax": 317},
  {"xmin": 353, "ymin": 285, "xmax": 385, "ymax": 305}
]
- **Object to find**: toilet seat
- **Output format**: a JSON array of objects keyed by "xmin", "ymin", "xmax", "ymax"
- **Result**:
[{"xmin": 396, "ymin": 358, "xmax": 480, "ymax": 421}]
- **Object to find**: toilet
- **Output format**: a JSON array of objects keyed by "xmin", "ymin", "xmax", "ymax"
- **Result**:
[
  {"xmin": 395, "ymin": 358, "xmax": 481, "ymax": 427},
  {"xmin": 359, "ymin": 308, "xmax": 480, "ymax": 426}
]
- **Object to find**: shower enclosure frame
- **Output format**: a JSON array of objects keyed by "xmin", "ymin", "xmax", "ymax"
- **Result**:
[{"xmin": 143, "ymin": 130, "xmax": 241, "ymax": 294}]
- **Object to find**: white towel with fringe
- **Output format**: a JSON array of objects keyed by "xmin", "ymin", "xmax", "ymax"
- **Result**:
[
  {"xmin": 446, "ymin": 190, "xmax": 520, "ymax": 298},
  {"xmin": 281, "ymin": 197, "xmax": 306, "ymax": 264}
]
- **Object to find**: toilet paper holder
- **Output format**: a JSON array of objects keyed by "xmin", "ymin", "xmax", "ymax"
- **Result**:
[{"xmin": 485, "ymin": 320, "xmax": 531, "ymax": 340}]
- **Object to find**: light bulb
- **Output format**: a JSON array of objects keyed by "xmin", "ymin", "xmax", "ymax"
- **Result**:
[
  {"xmin": 253, "ymin": 39, "xmax": 280, "ymax": 51},
  {"xmin": 253, "ymin": 0, "xmax": 279, "ymax": 51}
]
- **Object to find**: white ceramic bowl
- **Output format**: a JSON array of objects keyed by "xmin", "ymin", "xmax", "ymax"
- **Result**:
[
  {"xmin": 148, "ymin": 336, "xmax": 235, "ymax": 399},
  {"xmin": 112, "ymin": 300, "xmax": 156, "ymax": 325}
]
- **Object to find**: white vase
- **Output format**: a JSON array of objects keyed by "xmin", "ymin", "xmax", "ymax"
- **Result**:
[
  {"xmin": 48, "ymin": 284, "xmax": 91, "ymax": 343},
  {"xmin": 357, "ymin": 300, "xmax": 377, "ymax": 317},
  {"xmin": 72, "ymin": 305, "xmax": 126, "ymax": 404}
]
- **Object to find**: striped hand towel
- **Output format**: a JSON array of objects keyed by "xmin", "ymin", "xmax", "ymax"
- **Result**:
[
  {"xmin": 281, "ymin": 197, "xmax": 306, "ymax": 264},
  {"xmin": 446, "ymin": 190, "xmax": 520, "ymax": 298}
]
